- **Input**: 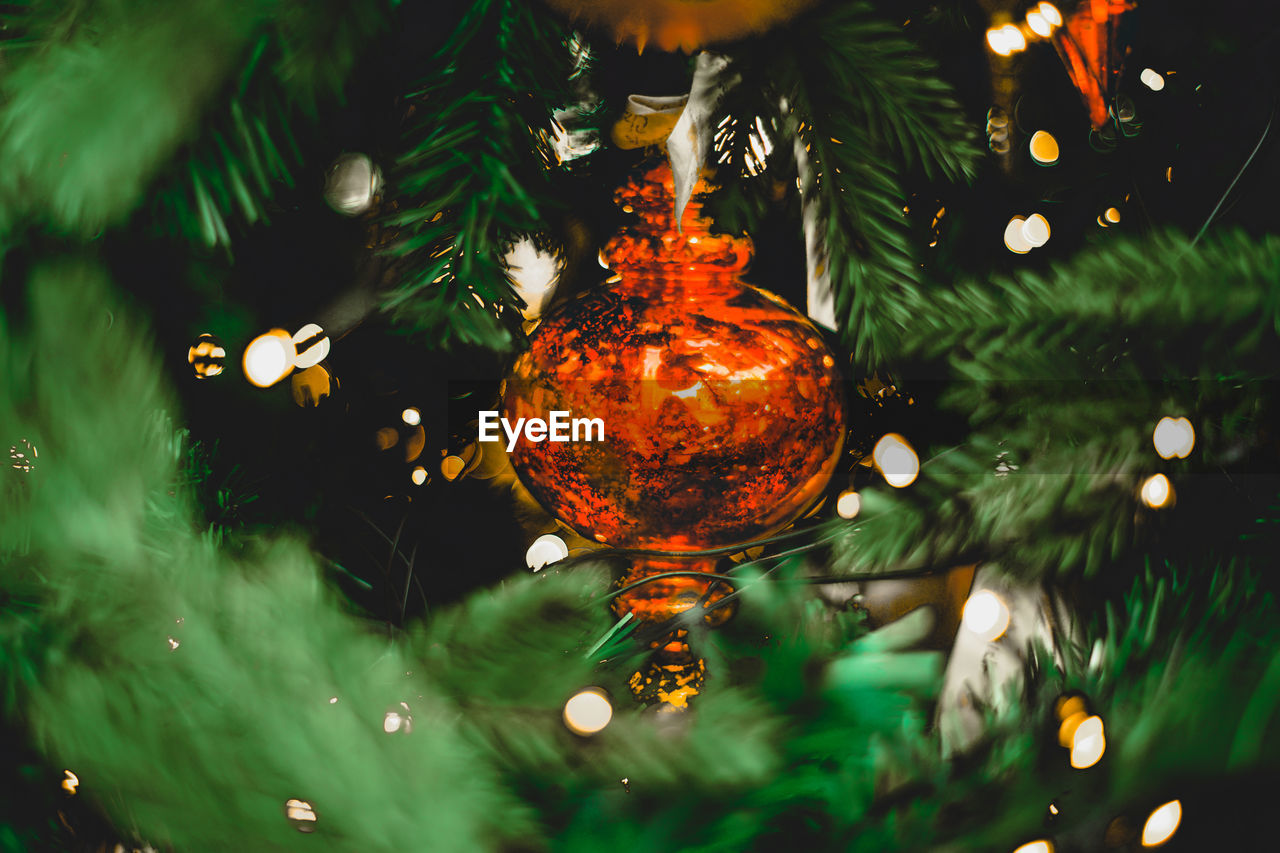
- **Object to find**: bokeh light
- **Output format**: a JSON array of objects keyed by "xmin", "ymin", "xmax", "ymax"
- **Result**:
[
  {"xmin": 1141, "ymin": 474, "xmax": 1174, "ymax": 508},
  {"xmin": 1038, "ymin": 2, "xmax": 1063, "ymax": 27},
  {"xmin": 243, "ymin": 330, "xmax": 296, "ymax": 388},
  {"xmin": 1022, "ymin": 214, "xmax": 1051, "ymax": 247},
  {"xmin": 1141, "ymin": 800, "xmax": 1182, "ymax": 847},
  {"xmin": 1140, "ymin": 68, "xmax": 1166, "ymax": 92},
  {"xmin": 526, "ymin": 533, "xmax": 569, "ymax": 571},
  {"xmin": 383, "ymin": 702, "xmax": 414, "ymax": 734},
  {"xmin": 1013, "ymin": 841, "xmax": 1053, "ymax": 853},
  {"xmin": 563, "ymin": 687, "xmax": 613, "ymax": 735},
  {"xmin": 836, "ymin": 489, "xmax": 862, "ymax": 519},
  {"xmin": 873, "ymin": 433, "xmax": 919, "ymax": 487},
  {"xmin": 284, "ymin": 798, "xmax": 318, "ymax": 832},
  {"xmin": 402, "ymin": 407, "xmax": 421, "ymax": 426},
  {"xmin": 1029, "ymin": 130, "xmax": 1060, "ymax": 165},
  {"xmin": 1004, "ymin": 216, "xmax": 1033, "ymax": 253},
  {"xmin": 291, "ymin": 323, "xmax": 330, "ymax": 369},
  {"xmin": 1070, "ymin": 715, "xmax": 1106, "ymax": 769},
  {"xmin": 411, "ymin": 466, "xmax": 427, "ymax": 486},
  {"xmin": 1153, "ymin": 417, "xmax": 1195, "ymax": 459},
  {"xmin": 188, "ymin": 333, "xmax": 226, "ymax": 378},
  {"xmin": 962, "ymin": 590, "xmax": 1011, "ymax": 641}
]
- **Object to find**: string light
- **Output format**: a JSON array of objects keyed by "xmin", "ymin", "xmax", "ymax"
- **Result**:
[
  {"xmin": 836, "ymin": 489, "xmax": 862, "ymax": 519},
  {"xmin": 987, "ymin": 24, "xmax": 1027, "ymax": 56},
  {"xmin": 1022, "ymin": 214, "xmax": 1051, "ymax": 247},
  {"xmin": 1105, "ymin": 207, "xmax": 1122, "ymax": 224},
  {"xmin": 1013, "ymin": 842, "xmax": 1053, "ymax": 853},
  {"xmin": 1005, "ymin": 216, "xmax": 1033, "ymax": 253},
  {"xmin": 1141, "ymin": 800, "xmax": 1182, "ymax": 847},
  {"xmin": 1069, "ymin": 715, "xmax": 1106, "ymax": 769},
  {"xmin": 1152, "ymin": 417, "xmax": 1195, "ymax": 459},
  {"xmin": 1038, "ymin": 2, "xmax": 1063, "ymax": 28},
  {"xmin": 526, "ymin": 533, "xmax": 569, "ymax": 571},
  {"xmin": 383, "ymin": 702, "xmax": 414, "ymax": 734},
  {"xmin": 61, "ymin": 770, "xmax": 79, "ymax": 795},
  {"xmin": 1141, "ymin": 473, "xmax": 1174, "ymax": 509},
  {"xmin": 243, "ymin": 330, "xmax": 296, "ymax": 388},
  {"xmin": 402, "ymin": 407, "xmax": 421, "ymax": 426},
  {"xmin": 872, "ymin": 433, "xmax": 919, "ymax": 487},
  {"xmin": 1140, "ymin": 68, "xmax": 1166, "ymax": 92},
  {"xmin": 563, "ymin": 687, "xmax": 613, "ymax": 735},
  {"xmin": 1028, "ymin": 130, "xmax": 1060, "ymax": 165},
  {"xmin": 962, "ymin": 590, "xmax": 1011, "ymax": 641},
  {"xmin": 290, "ymin": 323, "xmax": 330, "ymax": 369},
  {"xmin": 411, "ymin": 466, "xmax": 427, "ymax": 486},
  {"xmin": 1025, "ymin": 11, "xmax": 1052, "ymax": 37}
]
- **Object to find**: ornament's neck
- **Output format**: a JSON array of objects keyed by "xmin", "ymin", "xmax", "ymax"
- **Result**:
[{"xmin": 602, "ymin": 161, "xmax": 752, "ymax": 276}]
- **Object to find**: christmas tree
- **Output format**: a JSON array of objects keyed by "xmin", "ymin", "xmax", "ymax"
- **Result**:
[{"xmin": 2, "ymin": 0, "xmax": 1278, "ymax": 850}]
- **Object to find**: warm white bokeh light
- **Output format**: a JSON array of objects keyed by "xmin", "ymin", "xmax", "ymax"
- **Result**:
[
  {"xmin": 1039, "ymin": 3, "xmax": 1063, "ymax": 27},
  {"xmin": 1022, "ymin": 214, "xmax": 1051, "ymax": 247},
  {"xmin": 1070, "ymin": 715, "xmax": 1106, "ymax": 769},
  {"xmin": 1004, "ymin": 216, "xmax": 1033, "ymax": 253},
  {"xmin": 563, "ymin": 688, "xmax": 613, "ymax": 735},
  {"xmin": 383, "ymin": 702, "xmax": 413, "ymax": 734},
  {"xmin": 243, "ymin": 330, "xmax": 296, "ymax": 388},
  {"xmin": 873, "ymin": 433, "xmax": 919, "ymax": 487},
  {"xmin": 411, "ymin": 466, "xmax": 427, "ymax": 486},
  {"xmin": 284, "ymin": 798, "xmax": 318, "ymax": 832},
  {"xmin": 1105, "ymin": 207, "xmax": 1122, "ymax": 224},
  {"xmin": 1013, "ymin": 841, "xmax": 1054, "ymax": 853},
  {"xmin": 1002, "ymin": 24, "xmax": 1026, "ymax": 52},
  {"xmin": 1028, "ymin": 130, "xmax": 1060, "ymax": 165},
  {"xmin": 836, "ymin": 489, "xmax": 862, "ymax": 519},
  {"xmin": 1141, "ymin": 800, "xmax": 1182, "ymax": 847},
  {"xmin": 1140, "ymin": 68, "xmax": 1166, "ymax": 92},
  {"xmin": 401, "ymin": 407, "xmax": 421, "ymax": 426},
  {"xmin": 526, "ymin": 533, "xmax": 570, "ymax": 571},
  {"xmin": 291, "ymin": 323, "xmax": 330, "ymax": 369},
  {"xmin": 963, "ymin": 590, "xmax": 1011, "ymax": 642},
  {"xmin": 1141, "ymin": 474, "xmax": 1174, "ymax": 508},
  {"xmin": 1153, "ymin": 417, "xmax": 1195, "ymax": 459},
  {"xmin": 1025, "ymin": 11, "xmax": 1052, "ymax": 37}
]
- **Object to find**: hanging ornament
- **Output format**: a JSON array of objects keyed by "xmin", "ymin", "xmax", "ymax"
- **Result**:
[
  {"xmin": 504, "ymin": 159, "xmax": 845, "ymax": 708},
  {"xmin": 1049, "ymin": 0, "xmax": 1136, "ymax": 129},
  {"xmin": 323, "ymin": 152, "xmax": 382, "ymax": 216},
  {"xmin": 542, "ymin": 0, "xmax": 818, "ymax": 52}
]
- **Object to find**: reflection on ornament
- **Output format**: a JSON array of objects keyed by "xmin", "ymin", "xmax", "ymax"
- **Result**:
[
  {"xmin": 836, "ymin": 489, "xmax": 862, "ymax": 519},
  {"xmin": 291, "ymin": 324, "xmax": 330, "ymax": 369},
  {"xmin": 506, "ymin": 238, "xmax": 562, "ymax": 320},
  {"xmin": 1141, "ymin": 800, "xmax": 1182, "ymax": 847},
  {"xmin": 563, "ymin": 687, "xmax": 612, "ymax": 736},
  {"xmin": 243, "ymin": 330, "xmax": 296, "ymax": 388},
  {"xmin": 9, "ymin": 439, "xmax": 37, "ymax": 473},
  {"xmin": 284, "ymin": 798, "xmax": 318, "ymax": 832},
  {"xmin": 323, "ymin": 152, "xmax": 381, "ymax": 216},
  {"xmin": 873, "ymin": 433, "xmax": 919, "ymax": 487},
  {"xmin": 629, "ymin": 656, "xmax": 705, "ymax": 710},
  {"xmin": 383, "ymin": 702, "xmax": 414, "ymax": 734},
  {"xmin": 290, "ymin": 365, "xmax": 333, "ymax": 407},
  {"xmin": 1013, "ymin": 842, "xmax": 1054, "ymax": 853},
  {"xmin": 1141, "ymin": 473, "xmax": 1173, "ymax": 508},
  {"xmin": 526, "ymin": 533, "xmax": 569, "ymax": 571},
  {"xmin": 188, "ymin": 333, "xmax": 226, "ymax": 378},
  {"xmin": 1153, "ymin": 417, "xmax": 1194, "ymax": 459},
  {"xmin": 1029, "ymin": 130, "xmax": 1060, "ymax": 165},
  {"xmin": 962, "ymin": 590, "xmax": 1010, "ymax": 641}
]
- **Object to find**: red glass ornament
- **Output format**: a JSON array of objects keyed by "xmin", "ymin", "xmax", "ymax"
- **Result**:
[
  {"xmin": 504, "ymin": 160, "xmax": 845, "ymax": 689},
  {"xmin": 1052, "ymin": 0, "xmax": 1135, "ymax": 129},
  {"xmin": 504, "ymin": 162, "xmax": 845, "ymax": 551}
]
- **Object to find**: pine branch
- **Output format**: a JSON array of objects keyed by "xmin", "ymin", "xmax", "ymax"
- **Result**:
[{"xmin": 378, "ymin": 0, "xmax": 577, "ymax": 350}]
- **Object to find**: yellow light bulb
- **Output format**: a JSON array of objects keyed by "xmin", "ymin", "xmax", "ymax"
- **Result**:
[
  {"xmin": 1105, "ymin": 207, "xmax": 1122, "ymax": 224},
  {"xmin": 1029, "ymin": 130, "xmax": 1060, "ymax": 165},
  {"xmin": 1141, "ymin": 800, "xmax": 1182, "ymax": 847},
  {"xmin": 563, "ymin": 688, "xmax": 613, "ymax": 735},
  {"xmin": 1070, "ymin": 715, "xmax": 1106, "ymax": 769},
  {"xmin": 873, "ymin": 433, "xmax": 919, "ymax": 487},
  {"xmin": 963, "ymin": 590, "xmax": 1011, "ymax": 642}
]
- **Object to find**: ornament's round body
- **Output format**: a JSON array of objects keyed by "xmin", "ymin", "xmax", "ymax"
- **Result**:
[{"xmin": 504, "ymin": 163, "xmax": 844, "ymax": 551}]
